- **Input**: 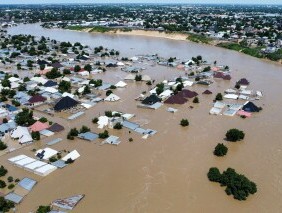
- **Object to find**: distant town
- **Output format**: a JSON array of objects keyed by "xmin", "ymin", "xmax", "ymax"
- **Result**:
[{"xmin": 0, "ymin": 4, "xmax": 281, "ymax": 62}]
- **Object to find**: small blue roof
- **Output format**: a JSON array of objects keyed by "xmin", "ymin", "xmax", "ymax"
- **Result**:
[
  {"xmin": 47, "ymin": 138, "xmax": 63, "ymax": 146},
  {"xmin": 5, "ymin": 104, "xmax": 18, "ymax": 112},
  {"xmin": 78, "ymin": 132, "xmax": 98, "ymax": 141},
  {"xmin": 98, "ymin": 83, "xmax": 111, "ymax": 91},
  {"xmin": 0, "ymin": 121, "xmax": 16, "ymax": 133},
  {"xmin": 5, "ymin": 193, "xmax": 23, "ymax": 204},
  {"xmin": 18, "ymin": 177, "xmax": 37, "ymax": 191},
  {"xmin": 44, "ymin": 80, "xmax": 57, "ymax": 87},
  {"xmin": 51, "ymin": 160, "xmax": 67, "ymax": 168},
  {"xmin": 134, "ymin": 127, "xmax": 147, "ymax": 134},
  {"xmin": 122, "ymin": 121, "xmax": 140, "ymax": 130}
]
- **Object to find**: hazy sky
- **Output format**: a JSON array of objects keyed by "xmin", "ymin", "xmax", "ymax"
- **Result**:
[{"xmin": 0, "ymin": 0, "xmax": 280, "ymax": 5}]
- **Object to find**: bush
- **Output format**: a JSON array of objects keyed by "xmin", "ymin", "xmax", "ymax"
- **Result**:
[
  {"xmin": 105, "ymin": 111, "xmax": 112, "ymax": 117},
  {"xmin": 92, "ymin": 117, "xmax": 99, "ymax": 124},
  {"xmin": 135, "ymin": 75, "xmax": 142, "ymax": 81},
  {"xmin": 207, "ymin": 167, "xmax": 221, "ymax": 182},
  {"xmin": 7, "ymin": 176, "xmax": 13, "ymax": 183},
  {"xmin": 0, "ymin": 141, "xmax": 7, "ymax": 150},
  {"xmin": 36, "ymin": 205, "xmax": 51, "ymax": 213},
  {"xmin": 65, "ymin": 158, "xmax": 74, "ymax": 164},
  {"xmin": 214, "ymin": 143, "xmax": 228, "ymax": 156},
  {"xmin": 39, "ymin": 117, "xmax": 48, "ymax": 123},
  {"xmin": 0, "ymin": 196, "xmax": 15, "ymax": 212},
  {"xmin": 113, "ymin": 122, "xmax": 123, "ymax": 130},
  {"xmin": 69, "ymin": 128, "xmax": 79, "ymax": 136},
  {"xmin": 80, "ymin": 125, "xmax": 90, "ymax": 133},
  {"xmin": 215, "ymin": 93, "xmax": 223, "ymax": 101},
  {"xmin": 0, "ymin": 180, "xmax": 6, "ymax": 188},
  {"xmin": 193, "ymin": 97, "xmax": 199, "ymax": 103},
  {"xmin": 99, "ymin": 130, "xmax": 109, "ymax": 139},
  {"xmin": 106, "ymin": 90, "xmax": 112, "ymax": 96},
  {"xmin": 207, "ymin": 167, "xmax": 257, "ymax": 200},
  {"xmin": 49, "ymin": 156, "xmax": 57, "ymax": 163},
  {"xmin": 0, "ymin": 165, "xmax": 8, "ymax": 177},
  {"xmin": 129, "ymin": 138, "xmax": 133, "ymax": 142},
  {"xmin": 225, "ymin": 129, "xmax": 245, "ymax": 142},
  {"xmin": 63, "ymin": 69, "xmax": 71, "ymax": 75},
  {"xmin": 31, "ymin": 131, "xmax": 40, "ymax": 140},
  {"xmin": 180, "ymin": 119, "xmax": 189, "ymax": 127},
  {"xmin": 7, "ymin": 184, "xmax": 14, "ymax": 189},
  {"xmin": 110, "ymin": 85, "xmax": 116, "ymax": 89}
]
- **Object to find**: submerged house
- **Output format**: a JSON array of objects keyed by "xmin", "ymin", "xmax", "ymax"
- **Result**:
[
  {"xmin": 202, "ymin": 90, "xmax": 212, "ymax": 94},
  {"xmin": 242, "ymin": 101, "xmax": 261, "ymax": 112},
  {"xmin": 54, "ymin": 96, "xmax": 79, "ymax": 111},
  {"xmin": 237, "ymin": 78, "xmax": 250, "ymax": 86},
  {"xmin": 28, "ymin": 95, "xmax": 47, "ymax": 106},
  {"xmin": 164, "ymin": 93, "xmax": 188, "ymax": 105},
  {"xmin": 10, "ymin": 126, "xmax": 33, "ymax": 144},
  {"xmin": 142, "ymin": 94, "xmax": 161, "ymax": 105}
]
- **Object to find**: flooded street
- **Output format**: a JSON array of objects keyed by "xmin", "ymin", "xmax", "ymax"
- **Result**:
[{"xmin": 3, "ymin": 24, "xmax": 282, "ymax": 212}]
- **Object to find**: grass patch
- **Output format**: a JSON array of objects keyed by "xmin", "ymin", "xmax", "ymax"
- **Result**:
[
  {"xmin": 187, "ymin": 33, "xmax": 212, "ymax": 44},
  {"xmin": 89, "ymin": 26, "xmax": 115, "ymax": 33},
  {"xmin": 66, "ymin": 26, "xmax": 91, "ymax": 31}
]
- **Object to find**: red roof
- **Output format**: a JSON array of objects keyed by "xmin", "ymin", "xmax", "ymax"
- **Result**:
[
  {"xmin": 202, "ymin": 90, "xmax": 212, "ymax": 94},
  {"xmin": 28, "ymin": 95, "xmax": 47, "ymax": 104},
  {"xmin": 223, "ymin": 75, "xmax": 231, "ymax": 80},
  {"xmin": 179, "ymin": 89, "xmax": 198, "ymax": 98},
  {"xmin": 164, "ymin": 93, "xmax": 188, "ymax": 104},
  {"xmin": 214, "ymin": 72, "xmax": 225, "ymax": 78},
  {"xmin": 29, "ymin": 121, "xmax": 49, "ymax": 132}
]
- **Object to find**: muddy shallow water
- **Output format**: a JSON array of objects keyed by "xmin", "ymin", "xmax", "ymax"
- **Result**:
[{"xmin": 2, "ymin": 24, "xmax": 282, "ymax": 213}]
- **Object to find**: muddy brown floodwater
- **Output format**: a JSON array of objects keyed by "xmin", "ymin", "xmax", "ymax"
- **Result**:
[{"xmin": 2, "ymin": 24, "xmax": 282, "ymax": 213}]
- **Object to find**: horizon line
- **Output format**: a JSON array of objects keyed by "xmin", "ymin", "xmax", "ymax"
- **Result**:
[{"xmin": 0, "ymin": 3, "xmax": 281, "ymax": 6}]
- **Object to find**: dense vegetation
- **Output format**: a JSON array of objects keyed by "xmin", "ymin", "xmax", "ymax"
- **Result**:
[
  {"xmin": 0, "ymin": 197, "xmax": 15, "ymax": 212},
  {"xmin": 207, "ymin": 167, "xmax": 257, "ymax": 200}
]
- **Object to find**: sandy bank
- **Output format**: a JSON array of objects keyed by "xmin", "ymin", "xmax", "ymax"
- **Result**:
[
  {"xmin": 80, "ymin": 28, "xmax": 189, "ymax": 41},
  {"xmin": 114, "ymin": 30, "xmax": 188, "ymax": 41}
]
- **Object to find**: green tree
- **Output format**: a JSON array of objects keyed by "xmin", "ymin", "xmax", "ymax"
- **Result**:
[
  {"xmin": 180, "ymin": 119, "xmax": 189, "ymax": 127},
  {"xmin": 193, "ymin": 97, "xmax": 199, "ymax": 103},
  {"xmin": 46, "ymin": 68, "xmax": 62, "ymax": 79},
  {"xmin": 92, "ymin": 117, "xmax": 99, "ymax": 124},
  {"xmin": 106, "ymin": 90, "xmax": 112, "ymax": 96},
  {"xmin": 15, "ymin": 108, "xmax": 34, "ymax": 126},
  {"xmin": 0, "ymin": 180, "xmax": 6, "ymax": 188},
  {"xmin": 135, "ymin": 75, "xmax": 142, "ymax": 81},
  {"xmin": 99, "ymin": 130, "xmax": 109, "ymax": 139},
  {"xmin": 80, "ymin": 125, "xmax": 90, "ymax": 133},
  {"xmin": 207, "ymin": 167, "xmax": 221, "ymax": 182},
  {"xmin": 225, "ymin": 129, "xmax": 245, "ymax": 142},
  {"xmin": 36, "ymin": 205, "xmax": 51, "ymax": 213},
  {"xmin": 214, "ymin": 143, "xmax": 228, "ymax": 156},
  {"xmin": 0, "ymin": 141, "xmax": 7, "ymax": 150},
  {"xmin": 113, "ymin": 122, "xmax": 123, "ymax": 130},
  {"xmin": 215, "ymin": 93, "xmax": 223, "ymax": 101},
  {"xmin": 58, "ymin": 80, "xmax": 71, "ymax": 93},
  {"xmin": 0, "ymin": 166, "xmax": 7, "ymax": 177},
  {"xmin": 84, "ymin": 64, "xmax": 92, "ymax": 72},
  {"xmin": 31, "ymin": 131, "xmax": 40, "ymax": 140},
  {"xmin": 74, "ymin": 65, "xmax": 81, "ymax": 72},
  {"xmin": 0, "ymin": 196, "xmax": 15, "ymax": 212},
  {"xmin": 83, "ymin": 85, "xmax": 91, "ymax": 95}
]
